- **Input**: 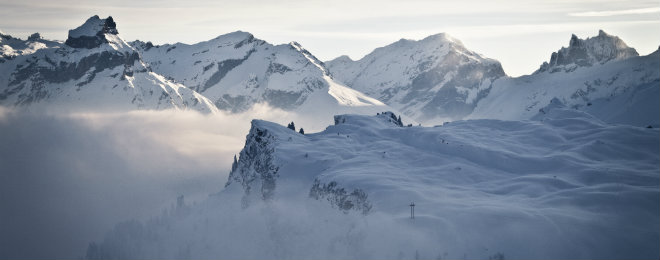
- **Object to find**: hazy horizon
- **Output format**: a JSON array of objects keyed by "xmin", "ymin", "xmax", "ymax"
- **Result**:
[{"xmin": 1, "ymin": 0, "xmax": 658, "ymax": 76}]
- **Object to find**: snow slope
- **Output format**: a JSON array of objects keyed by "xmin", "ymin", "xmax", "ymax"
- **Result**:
[
  {"xmin": 326, "ymin": 34, "xmax": 505, "ymax": 124},
  {"xmin": 89, "ymin": 112, "xmax": 659, "ymax": 259},
  {"xmin": 469, "ymin": 32, "xmax": 659, "ymax": 127},
  {"xmin": 131, "ymin": 33, "xmax": 392, "ymax": 120},
  {"xmin": 0, "ymin": 16, "xmax": 218, "ymax": 113}
]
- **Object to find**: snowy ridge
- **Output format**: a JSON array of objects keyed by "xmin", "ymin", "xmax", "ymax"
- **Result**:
[
  {"xmin": 0, "ymin": 16, "xmax": 218, "ymax": 113},
  {"xmin": 326, "ymin": 33, "xmax": 505, "ymax": 124},
  {"xmin": 469, "ymin": 42, "xmax": 659, "ymax": 127},
  {"xmin": 1, "ymin": 32, "xmax": 61, "ymax": 62},
  {"xmin": 132, "ymin": 32, "xmax": 390, "ymax": 117},
  {"xmin": 537, "ymin": 30, "xmax": 639, "ymax": 73},
  {"xmin": 89, "ymin": 112, "xmax": 659, "ymax": 259}
]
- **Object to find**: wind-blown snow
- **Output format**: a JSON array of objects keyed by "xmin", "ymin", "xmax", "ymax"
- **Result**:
[{"xmin": 88, "ymin": 112, "xmax": 659, "ymax": 259}]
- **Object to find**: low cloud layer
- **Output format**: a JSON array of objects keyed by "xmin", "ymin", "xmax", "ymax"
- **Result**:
[{"xmin": 0, "ymin": 106, "xmax": 293, "ymax": 259}]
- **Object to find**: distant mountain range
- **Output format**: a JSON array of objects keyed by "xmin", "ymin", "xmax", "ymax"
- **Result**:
[{"xmin": 1, "ymin": 15, "xmax": 657, "ymax": 127}]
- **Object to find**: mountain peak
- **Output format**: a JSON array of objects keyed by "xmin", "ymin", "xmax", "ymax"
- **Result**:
[
  {"xmin": 212, "ymin": 30, "xmax": 253, "ymax": 41},
  {"xmin": 65, "ymin": 15, "xmax": 120, "ymax": 48},
  {"xmin": 423, "ymin": 32, "xmax": 452, "ymax": 42},
  {"xmin": 537, "ymin": 30, "xmax": 638, "ymax": 73}
]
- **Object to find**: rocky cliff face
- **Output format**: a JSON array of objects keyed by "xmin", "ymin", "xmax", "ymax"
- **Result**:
[
  {"xmin": 224, "ymin": 118, "xmax": 376, "ymax": 214},
  {"xmin": 226, "ymin": 120, "xmax": 280, "ymax": 206}
]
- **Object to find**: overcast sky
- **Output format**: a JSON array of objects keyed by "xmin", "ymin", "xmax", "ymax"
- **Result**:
[{"xmin": 0, "ymin": 0, "xmax": 658, "ymax": 76}]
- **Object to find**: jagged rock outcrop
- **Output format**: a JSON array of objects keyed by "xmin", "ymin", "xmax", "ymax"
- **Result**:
[
  {"xmin": 226, "ymin": 120, "xmax": 280, "ymax": 206},
  {"xmin": 469, "ymin": 32, "xmax": 658, "ymax": 127},
  {"xmin": 536, "ymin": 30, "xmax": 639, "ymax": 73},
  {"xmin": 309, "ymin": 179, "xmax": 372, "ymax": 215}
]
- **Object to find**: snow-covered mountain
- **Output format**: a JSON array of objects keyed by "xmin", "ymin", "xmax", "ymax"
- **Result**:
[
  {"xmin": 536, "ymin": 30, "xmax": 639, "ymax": 73},
  {"xmin": 131, "ymin": 32, "xmax": 392, "ymax": 124},
  {"xmin": 326, "ymin": 34, "xmax": 506, "ymax": 125},
  {"xmin": 87, "ymin": 112, "xmax": 659, "ymax": 259},
  {"xmin": 0, "ymin": 16, "xmax": 218, "ymax": 113},
  {"xmin": 1, "ymin": 32, "xmax": 61, "ymax": 62},
  {"xmin": 469, "ymin": 31, "xmax": 659, "ymax": 127}
]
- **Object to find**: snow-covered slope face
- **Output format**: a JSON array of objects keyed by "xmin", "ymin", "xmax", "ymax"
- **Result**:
[
  {"xmin": 326, "ymin": 34, "xmax": 506, "ymax": 124},
  {"xmin": 89, "ymin": 112, "xmax": 658, "ymax": 259},
  {"xmin": 131, "ymin": 33, "xmax": 387, "ymax": 116},
  {"xmin": 537, "ymin": 30, "xmax": 639, "ymax": 73},
  {"xmin": 0, "ymin": 32, "xmax": 61, "ymax": 62},
  {"xmin": 469, "ymin": 45, "xmax": 659, "ymax": 127},
  {"xmin": 0, "ymin": 16, "xmax": 218, "ymax": 113}
]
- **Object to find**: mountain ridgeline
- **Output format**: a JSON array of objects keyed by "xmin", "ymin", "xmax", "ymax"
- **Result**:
[
  {"xmin": 0, "ymin": 15, "xmax": 218, "ymax": 113},
  {"xmin": 2, "ymin": 15, "xmax": 657, "ymax": 260},
  {"xmin": 0, "ymin": 15, "xmax": 657, "ymax": 127},
  {"xmin": 326, "ymin": 33, "xmax": 506, "ymax": 124}
]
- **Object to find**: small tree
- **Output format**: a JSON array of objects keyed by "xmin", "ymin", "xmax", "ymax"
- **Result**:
[
  {"xmin": 299, "ymin": 128, "xmax": 305, "ymax": 134},
  {"xmin": 231, "ymin": 154, "xmax": 238, "ymax": 172},
  {"xmin": 287, "ymin": 121, "xmax": 296, "ymax": 131}
]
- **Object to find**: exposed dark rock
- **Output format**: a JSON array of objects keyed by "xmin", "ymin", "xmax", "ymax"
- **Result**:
[
  {"xmin": 226, "ymin": 122, "xmax": 280, "ymax": 206},
  {"xmin": 3, "ymin": 51, "xmax": 139, "ymax": 104},
  {"xmin": 309, "ymin": 179, "xmax": 372, "ymax": 215},
  {"xmin": 27, "ymin": 33, "xmax": 41, "ymax": 41},
  {"xmin": 200, "ymin": 49, "xmax": 256, "ymax": 93},
  {"xmin": 537, "ymin": 30, "xmax": 639, "ymax": 73},
  {"xmin": 65, "ymin": 16, "xmax": 120, "ymax": 49}
]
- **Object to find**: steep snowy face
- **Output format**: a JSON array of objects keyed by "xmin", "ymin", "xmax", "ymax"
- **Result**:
[
  {"xmin": 91, "ymin": 112, "xmax": 658, "ymax": 259},
  {"xmin": 65, "ymin": 15, "xmax": 123, "ymax": 49},
  {"xmin": 0, "ymin": 32, "xmax": 61, "ymax": 62},
  {"xmin": 469, "ymin": 33, "xmax": 659, "ymax": 128},
  {"xmin": 537, "ymin": 30, "xmax": 639, "ymax": 73},
  {"xmin": 326, "ymin": 33, "xmax": 506, "ymax": 124},
  {"xmin": 132, "ymin": 33, "xmax": 384, "ymax": 114},
  {"xmin": 0, "ymin": 16, "xmax": 218, "ymax": 113}
]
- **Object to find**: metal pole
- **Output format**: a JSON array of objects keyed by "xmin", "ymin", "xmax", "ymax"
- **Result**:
[{"xmin": 409, "ymin": 202, "xmax": 415, "ymax": 219}]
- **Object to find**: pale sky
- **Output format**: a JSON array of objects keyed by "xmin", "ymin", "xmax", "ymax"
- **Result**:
[{"xmin": 0, "ymin": 0, "xmax": 658, "ymax": 76}]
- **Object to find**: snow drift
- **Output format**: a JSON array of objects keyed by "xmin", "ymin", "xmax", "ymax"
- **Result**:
[{"xmin": 88, "ymin": 112, "xmax": 659, "ymax": 259}]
